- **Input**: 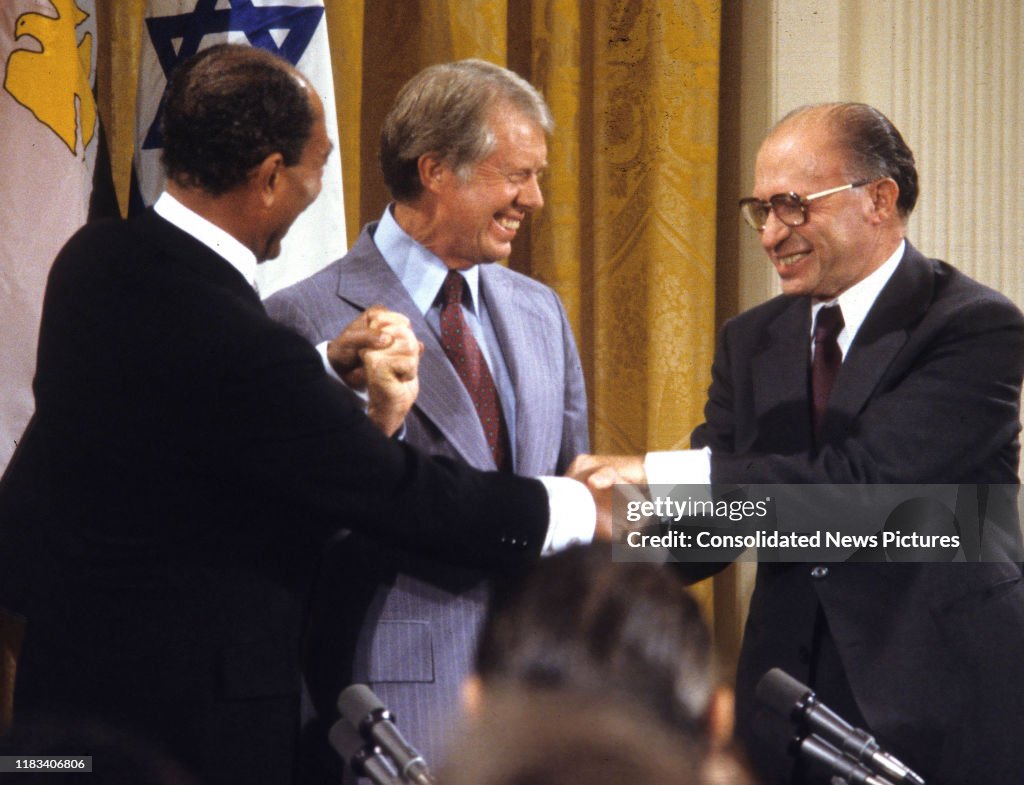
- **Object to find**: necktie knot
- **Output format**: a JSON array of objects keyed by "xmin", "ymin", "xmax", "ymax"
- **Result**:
[
  {"xmin": 442, "ymin": 270, "xmax": 465, "ymax": 307},
  {"xmin": 814, "ymin": 304, "xmax": 844, "ymax": 342}
]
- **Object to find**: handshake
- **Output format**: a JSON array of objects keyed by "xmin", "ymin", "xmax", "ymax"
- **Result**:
[{"xmin": 565, "ymin": 454, "xmax": 651, "ymax": 542}]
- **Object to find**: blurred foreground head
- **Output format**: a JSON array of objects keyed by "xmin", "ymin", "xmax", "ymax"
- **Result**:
[
  {"xmin": 440, "ymin": 689, "xmax": 754, "ymax": 785},
  {"xmin": 471, "ymin": 543, "xmax": 724, "ymax": 741}
]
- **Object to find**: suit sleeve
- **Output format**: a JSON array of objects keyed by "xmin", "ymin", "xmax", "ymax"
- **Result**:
[
  {"xmin": 211, "ymin": 322, "xmax": 550, "ymax": 573},
  {"xmin": 263, "ymin": 288, "xmax": 325, "ymax": 345},
  {"xmin": 554, "ymin": 293, "xmax": 590, "ymax": 474}
]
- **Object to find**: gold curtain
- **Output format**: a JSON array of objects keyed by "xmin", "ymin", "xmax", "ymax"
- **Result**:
[{"xmin": 92, "ymin": 0, "xmax": 732, "ymax": 664}]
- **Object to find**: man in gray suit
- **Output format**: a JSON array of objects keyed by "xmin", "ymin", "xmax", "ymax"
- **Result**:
[{"xmin": 265, "ymin": 60, "xmax": 588, "ymax": 782}]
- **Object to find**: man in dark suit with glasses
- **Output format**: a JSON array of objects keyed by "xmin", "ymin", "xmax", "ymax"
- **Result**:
[{"xmin": 570, "ymin": 102, "xmax": 1024, "ymax": 785}]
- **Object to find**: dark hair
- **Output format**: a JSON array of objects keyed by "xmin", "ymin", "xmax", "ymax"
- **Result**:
[
  {"xmin": 476, "ymin": 543, "xmax": 714, "ymax": 737},
  {"xmin": 160, "ymin": 44, "xmax": 313, "ymax": 195},
  {"xmin": 380, "ymin": 59, "xmax": 553, "ymax": 202},
  {"xmin": 782, "ymin": 102, "xmax": 919, "ymax": 218},
  {"xmin": 438, "ymin": 690, "xmax": 709, "ymax": 785}
]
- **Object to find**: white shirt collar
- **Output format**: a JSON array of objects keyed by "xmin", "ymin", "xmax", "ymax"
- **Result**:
[
  {"xmin": 153, "ymin": 191, "xmax": 259, "ymax": 291},
  {"xmin": 811, "ymin": 239, "xmax": 905, "ymax": 356},
  {"xmin": 374, "ymin": 206, "xmax": 482, "ymax": 315}
]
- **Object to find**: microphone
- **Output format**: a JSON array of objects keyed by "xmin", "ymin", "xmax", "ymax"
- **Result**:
[
  {"xmin": 329, "ymin": 719, "xmax": 403, "ymax": 785},
  {"xmin": 339, "ymin": 684, "xmax": 436, "ymax": 785},
  {"xmin": 798, "ymin": 734, "xmax": 897, "ymax": 785},
  {"xmin": 756, "ymin": 668, "xmax": 925, "ymax": 785}
]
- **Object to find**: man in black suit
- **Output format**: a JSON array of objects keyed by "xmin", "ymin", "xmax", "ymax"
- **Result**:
[
  {"xmin": 570, "ymin": 103, "xmax": 1024, "ymax": 785},
  {"xmin": 0, "ymin": 45, "xmax": 600, "ymax": 785}
]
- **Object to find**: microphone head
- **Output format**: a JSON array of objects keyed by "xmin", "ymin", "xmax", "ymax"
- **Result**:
[
  {"xmin": 339, "ymin": 684, "xmax": 386, "ymax": 728},
  {"xmin": 329, "ymin": 719, "xmax": 370, "ymax": 766},
  {"xmin": 756, "ymin": 668, "xmax": 813, "ymax": 720}
]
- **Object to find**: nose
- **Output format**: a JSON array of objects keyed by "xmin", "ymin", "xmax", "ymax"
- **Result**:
[
  {"xmin": 759, "ymin": 208, "xmax": 790, "ymax": 250},
  {"xmin": 516, "ymin": 172, "xmax": 544, "ymax": 211}
]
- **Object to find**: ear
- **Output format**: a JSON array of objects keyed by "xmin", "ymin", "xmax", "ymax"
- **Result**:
[
  {"xmin": 417, "ymin": 152, "xmax": 448, "ymax": 195},
  {"xmin": 867, "ymin": 177, "xmax": 899, "ymax": 224},
  {"xmin": 705, "ymin": 685, "xmax": 735, "ymax": 748},
  {"xmin": 459, "ymin": 674, "xmax": 484, "ymax": 719},
  {"xmin": 253, "ymin": 152, "xmax": 287, "ymax": 207}
]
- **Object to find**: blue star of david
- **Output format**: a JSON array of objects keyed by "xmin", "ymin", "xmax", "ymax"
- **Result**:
[{"xmin": 142, "ymin": 0, "xmax": 324, "ymax": 149}]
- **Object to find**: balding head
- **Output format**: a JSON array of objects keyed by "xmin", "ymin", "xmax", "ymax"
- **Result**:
[{"xmin": 770, "ymin": 103, "xmax": 918, "ymax": 220}]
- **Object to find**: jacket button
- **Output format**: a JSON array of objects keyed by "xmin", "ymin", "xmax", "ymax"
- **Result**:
[{"xmin": 810, "ymin": 565, "xmax": 829, "ymax": 579}]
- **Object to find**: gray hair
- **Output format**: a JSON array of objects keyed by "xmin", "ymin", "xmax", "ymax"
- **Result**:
[{"xmin": 380, "ymin": 59, "xmax": 553, "ymax": 201}]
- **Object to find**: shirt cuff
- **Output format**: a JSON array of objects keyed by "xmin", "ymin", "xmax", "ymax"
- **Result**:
[
  {"xmin": 317, "ymin": 340, "xmax": 368, "ymax": 403},
  {"xmin": 644, "ymin": 447, "xmax": 712, "ymax": 486},
  {"xmin": 536, "ymin": 476, "xmax": 596, "ymax": 554}
]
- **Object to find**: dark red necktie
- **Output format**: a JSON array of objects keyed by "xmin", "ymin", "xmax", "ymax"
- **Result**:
[
  {"xmin": 439, "ymin": 271, "xmax": 511, "ymax": 471},
  {"xmin": 811, "ymin": 305, "xmax": 844, "ymax": 436}
]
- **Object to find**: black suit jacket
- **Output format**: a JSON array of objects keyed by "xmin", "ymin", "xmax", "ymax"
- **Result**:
[
  {"xmin": 688, "ymin": 243, "xmax": 1024, "ymax": 785},
  {"xmin": 0, "ymin": 210, "xmax": 548, "ymax": 784}
]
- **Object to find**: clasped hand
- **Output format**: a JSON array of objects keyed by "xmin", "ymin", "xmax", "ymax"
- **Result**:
[{"xmin": 327, "ymin": 305, "xmax": 424, "ymax": 436}]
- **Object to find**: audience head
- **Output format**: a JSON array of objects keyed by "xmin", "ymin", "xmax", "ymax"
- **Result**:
[
  {"xmin": 440, "ymin": 689, "xmax": 708, "ymax": 785},
  {"xmin": 470, "ymin": 543, "xmax": 725, "ymax": 743}
]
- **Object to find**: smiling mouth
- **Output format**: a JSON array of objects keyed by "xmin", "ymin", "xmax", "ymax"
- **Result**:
[
  {"xmin": 496, "ymin": 216, "xmax": 521, "ymax": 231},
  {"xmin": 776, "ymin": 251, "xmax": 809, "ymax": 267}
]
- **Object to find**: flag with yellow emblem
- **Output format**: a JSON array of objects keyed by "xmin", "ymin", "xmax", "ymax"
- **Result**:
[{"xmin": 0, "ymin": 0, "xmax": 99, "ymax": 474}]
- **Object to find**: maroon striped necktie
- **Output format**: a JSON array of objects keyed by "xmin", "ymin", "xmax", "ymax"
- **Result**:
[{"xmin": 439, "ymin": 270, "xmax": 511, "ymax": 470}]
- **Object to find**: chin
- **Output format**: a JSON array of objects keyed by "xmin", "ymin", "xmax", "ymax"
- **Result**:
[
  {"xmin": 777, "ymin": 280, "xmax": 806, "ymax": 296},
  {"xmin": 260, "ymin": 243, "xmax": 282, "ymax": 262}
]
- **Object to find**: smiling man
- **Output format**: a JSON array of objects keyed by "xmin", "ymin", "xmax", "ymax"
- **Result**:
[
  {"xmin": 569, "ymin": 103, "xmax": 1024, "ymax": 785},
  {"xmin": 265, "ymin": 60, "xmax": 588, "ymax": 783}
]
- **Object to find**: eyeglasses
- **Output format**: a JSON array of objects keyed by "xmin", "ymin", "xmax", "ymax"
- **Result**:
[{"xmin": 738, "ymin": 179, "xmax": 873, "ymax": 231}]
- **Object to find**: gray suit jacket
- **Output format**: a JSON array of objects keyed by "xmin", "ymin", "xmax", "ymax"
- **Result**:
[{"xmin": 265, "ymin": 222, "xmax": 589, "ymax": 781}]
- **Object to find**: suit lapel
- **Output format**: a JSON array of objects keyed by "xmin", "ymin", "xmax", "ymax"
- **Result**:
[
  {"xmin": 822, "ymin": 244, "xmax": 933, "ymax": 441},
  {"xmin": 480, "ymin": 266, "xmax": 555, "ymax": 475},
  {"xmin": 339, "ymin": 230, "xmax": 494, "ymax": 468},
  {"xmin": 751, "ymin": 298, "xmax": 814, "ymax": 453}
]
